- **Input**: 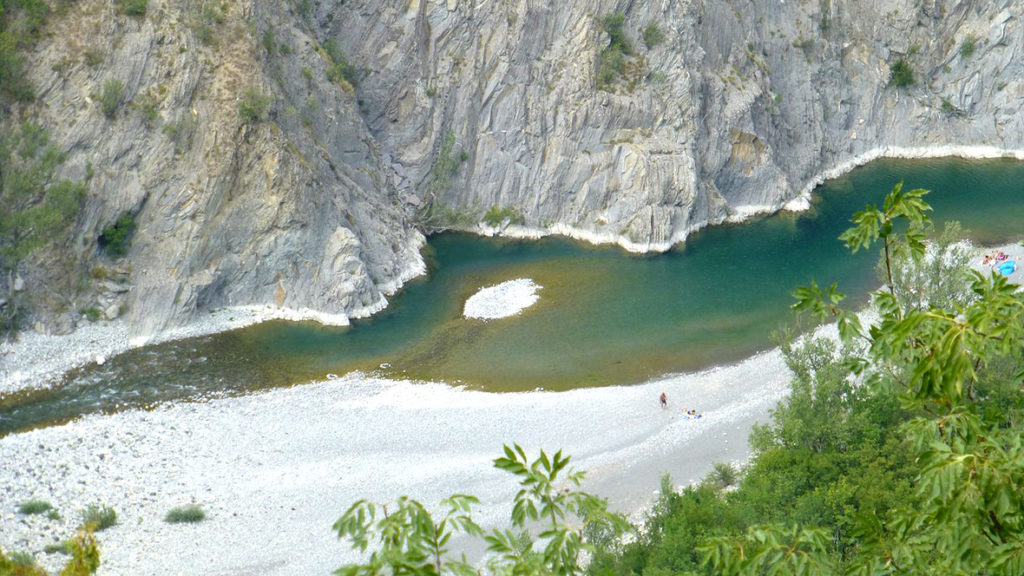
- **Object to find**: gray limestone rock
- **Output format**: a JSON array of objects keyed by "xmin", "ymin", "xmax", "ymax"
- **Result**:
[{"xmin": 7, "ymin": 0, "xmax": 1024, "ymax": 337}]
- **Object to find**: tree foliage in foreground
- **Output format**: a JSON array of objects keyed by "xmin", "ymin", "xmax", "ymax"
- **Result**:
[
  {"xmin": 603, "ymin": 182, "xmax": 1024, "ymax": 576},
  {"xmin": 334, "ymin": 445, "xmax": 629, "ymax": 576}
]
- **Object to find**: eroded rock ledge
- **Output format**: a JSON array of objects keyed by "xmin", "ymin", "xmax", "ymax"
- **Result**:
[{"xmin": 5, "ymin": 0, "xmax": 1022, "ymax": 337}]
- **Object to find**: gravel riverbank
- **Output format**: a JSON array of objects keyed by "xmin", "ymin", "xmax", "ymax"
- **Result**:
[
  {"xmin": 0, "ymin": 305, "xmax": 356, "ymax": 397},
  {"xmin": 1, "ymin": 352, "xmax": 790, "ymax": 575}
]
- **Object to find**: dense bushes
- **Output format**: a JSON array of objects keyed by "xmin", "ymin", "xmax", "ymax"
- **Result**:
[
  {"xmin": 98, "ymin": 79, "xmax": 124, "ymax": 118},
  {"xmin": 597, "ymin": 13, "xmax": 631, "ymax": 89},
  {"xmin": 1, "ymin": 123, "xmax": 86, "ymax": 335},
  {"xmin": 0, "ymin": 0, "xmax": 50, "ymax": 101},
  {"xmin": 237, "ymin": 87, "xmax": 272, "ymax": 123},
  {"xmin": 889, "ymin": 58, "xmax": 914, "ymax": 87},
  {"xmin": 590, "ymin": 185, "xmax": 1024, "ymax": 575},
  {"xmin": 99, "ymin": 213, "xmax": 136, "ymax": 257},
  {"xmin": 116, "ymin": 0, "xmax": 147, "ymax": 17}
]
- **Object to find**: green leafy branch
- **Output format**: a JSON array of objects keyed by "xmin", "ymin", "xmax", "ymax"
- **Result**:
[
  {"xmin": 752, "ymin": 182, "xmax": 1024, "ymax": 574},
  {"xmin": 334, "ymin": 494, "xmax": 482, "ymax": 576},
  {"xmin": 699, "ymin": 524, "xmax": 836, "ymax": 575},
  {"xmin": 836, "ymin": 181, "xmax": 931, "ymax": 302},
  {"xmin": 335, "ymin": 445, "xmax": 628, "ymax": 576}
]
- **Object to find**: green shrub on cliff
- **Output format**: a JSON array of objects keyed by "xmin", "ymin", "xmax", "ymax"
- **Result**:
[
  {"xmin": 960, "ymin": 35, "xmax": 977, "ymax": 59},
  {"xmin": 642, "ymin": 22, "xmax": 664, "ymax": 49},
  {"xmin": 602, "ymin": 13, "xmax": 631, "ymax": 55},
  {"xmin": 99, "ymin": 213, "xmax": 136, "ymax": 257},
  {"xmin": 0, "ymin": 0, "xmax": 50, "ymax": 101},
  {"xmin": 597, "ymin": 12, "xmax": 632, "ymax": 90},
  {"xmin": 1, "ymin": 122, "xmax": 86, "ymax": 335},
  {"xmin": 428, "ymin": 131, "xmax": 466, "ymax": 193},
  {"xmin": 889, "ymin": 58, "xmax": 914, "ymax": 87},
  {"xmin": 116, "ymin": 0, "xmax": 147, "ymax": 17},
  {"xmin": 98, "ymin": 79, "xmax": 124, "ymax": 118},
  {"xmin": 323, "ymin": 37, "xmax": 361, "ymax": 91},
  {"xmin": 237, "ymin": 87, "xmax": 272, "ymax": 124},
  {"xmin": 483, "ymin": 206, "xmax": 523, "ymax": 227}
]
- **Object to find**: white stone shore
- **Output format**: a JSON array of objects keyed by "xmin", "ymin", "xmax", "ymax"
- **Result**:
[
  {"xmin": 0, "ymin": 353, "xmax": 790, "ymax": 575},
  {"xmin": 463, "ymin": 279, "xmax": 542, "ymax": 320}
]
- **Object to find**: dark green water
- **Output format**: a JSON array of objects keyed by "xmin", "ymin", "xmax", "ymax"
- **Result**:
[{"xmin": 2, "ymin": 157, "xmax": 1022, "ymax": 434}]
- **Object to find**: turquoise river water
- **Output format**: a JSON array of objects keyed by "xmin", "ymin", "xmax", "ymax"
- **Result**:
[{"xmin": 1, "ymin": 157, "xmax": 1022, "ymax": 434}]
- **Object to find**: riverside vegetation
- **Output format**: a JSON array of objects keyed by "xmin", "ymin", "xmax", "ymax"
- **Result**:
[{"xmin": 335, "ymin": 184, "xmax": 1024, "ymax": 576}]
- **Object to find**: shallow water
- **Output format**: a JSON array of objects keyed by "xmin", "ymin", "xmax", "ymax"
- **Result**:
[{"xmin": 1, "ymin": 157, "xmax": 1023, "ymax": 434}]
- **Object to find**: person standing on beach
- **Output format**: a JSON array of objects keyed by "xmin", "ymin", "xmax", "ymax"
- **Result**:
[{"xmin": 659, "ymin": 392, "xmax": 667, "ymax": 409}]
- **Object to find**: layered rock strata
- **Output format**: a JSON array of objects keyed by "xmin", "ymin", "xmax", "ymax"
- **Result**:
[{"xmin": 6, "ymin": 0, "xmax": 1022, "ymax": 335}]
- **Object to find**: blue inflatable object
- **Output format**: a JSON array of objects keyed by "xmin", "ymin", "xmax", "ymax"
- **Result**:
[{"xmin": 999, "ymin": 261, "xmax": 1016, "ymax": 276}]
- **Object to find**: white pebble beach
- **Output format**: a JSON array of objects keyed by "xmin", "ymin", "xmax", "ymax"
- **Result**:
[{"xmin": 463, "ymin": 278, "xmax": 542, "ymax": 320}]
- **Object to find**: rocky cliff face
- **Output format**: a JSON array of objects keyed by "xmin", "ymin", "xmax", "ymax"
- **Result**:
[
  {"xmin": 332, "ymin": 0, "xmax": 1023, "ymax": 249},
  {"xmin": 5, "ymin": 0, "xmax": 1022, "ymax": 336},
  {"xmin": 6, "ymin": 0, "xmax": 424, "ymax": 336}
]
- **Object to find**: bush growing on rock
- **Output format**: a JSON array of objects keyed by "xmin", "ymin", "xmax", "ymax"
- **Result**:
[
  {"xmin": 483, "ymin": 206, "xmax": 523, "ymax": 227},
  {"xmin": 98, "ymin": 213, "xmax": 136, "ymax": 257},
  {"xmin": 428, "ymin": 131, "xmax": 465, "ymax": 193},
  {"xmin": 960, "ymin": 35, "xmax": 977, "ymax": 59},
  {"xmin": 597, "ymin": 12, "xmax": 632, "ymax": 90},
  {"xmin": 98, "ymin": 79, "xmax": 124, "ymax": 118},
  {"xmin": 0, "ymin": 123, "xmax": 87, "ymax": 337},
  {"xmin": 165, "ymin": 504, "xmax": 206, "ymax": 523},
  {"xmin": 602, "ymin": 13, "xmax": 631, "ymax": 55},
  {"xmin": 116, "ymin": 0, "xmax": 147, "ymax": 17},
  {"xmin": 188, "ymin": 1, "xmax": 226, "ymax": 45},
  {"xmin": 889, "ymin": 58, "xmax": 914, "ymax": 87},
  {"xmin": 0, "ymin": 0, "xmax": 48, "ymax": 102},
  {"xmin": 642, "ymin": 22, "xmax": 664, "ymax": 49},
  {"xmin": 323, "ymin": 37, "xmax": 361, "ymax": 90},
  {"xmin": 17, "ymin": 499, "xmax": 53, "ymax": 515},
  {"xmin": 79, "ymin": 306, "xmax": 101, "ymax": 322},
  {"xmin": 80, "ymin": 505, "xmax": 116, "ymax": 531},
  {"xmin": 237, "ymin": 87, "xmax": 273, "ymax": 124}
]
